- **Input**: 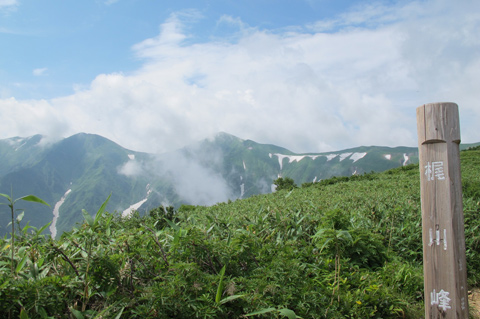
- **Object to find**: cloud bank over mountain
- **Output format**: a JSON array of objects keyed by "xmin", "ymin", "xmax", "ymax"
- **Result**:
[
  {"xmin": 116, "ymin": 142, "xmax": 233, "ymax": 206},
  {"xmin": 1, "ymin": 0, "xmax": 479, "ymax": 153}
]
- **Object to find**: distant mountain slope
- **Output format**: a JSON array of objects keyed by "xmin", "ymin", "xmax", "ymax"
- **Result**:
[
  {"xmin": 1, "ymin": 132, "xmax": 476, "ymax": 237},
  {"xmin": 179, "ymin": 132, "xmax": 419, "ymax": 198},
  {"xmin": 0, "ymin": 134, "xmax": 46, "ymax": 175},
  {"xmin": 0, "ymin": 133, "xmax": 153, "ymax": 236}
]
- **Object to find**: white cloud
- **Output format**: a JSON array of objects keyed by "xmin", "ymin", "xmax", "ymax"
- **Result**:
[
  {"xmin": 0, "ymin": 97, "xmax": 69, "ymax": 138},
  {"xmin": 215, "ymin": 14, "xmax": 252, "ymax": 38},
  {"xmin": 0, "ymin": 0, "xmax": 18, "ymax": 8},
  {"xmin": 33, "ymin": 68, "xmax": 48, "ymax": 76},
  {"xmin": 118, "ymin": 159, "xmax": 145, "ymax": 177},
  {"xmin": 308, "ymin": 1, "xmax": 425, "ymax": 32},
  {"xmin": 1, "ymin": 0, "xmax": 479, "ymax": 153},
  {"xmin": 132, "ymin": 10, "xmax": 202, "ymax": 59},
  {"xmin": 156, "ymin": 152, "xmax": 233, "ymax": 206}
]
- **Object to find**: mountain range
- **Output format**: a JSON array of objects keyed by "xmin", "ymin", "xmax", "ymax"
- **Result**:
[{"xmin": 1, "ymin": 132, "xmax": 476, "ymax": 238}]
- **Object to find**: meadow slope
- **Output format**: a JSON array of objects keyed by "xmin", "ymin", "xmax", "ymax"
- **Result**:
[{"xmin": 1, "ymin": 148, "xmax": 479, "ymax": 318}]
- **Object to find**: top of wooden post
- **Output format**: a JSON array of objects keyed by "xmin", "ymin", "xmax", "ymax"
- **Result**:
[{"xmin": 416, "ymin": 102, "xmax": 461, "ymax": 145}]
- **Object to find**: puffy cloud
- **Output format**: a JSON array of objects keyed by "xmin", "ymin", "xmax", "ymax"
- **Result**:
[
  {"xmin": 118, "ymin": 159, "xmax": 145, "ymax": 177},
  {"xmin": 0, "ymin": 97, "xmax": 69, "ymax": 139},
  {"xmin": 1, "ymin": 0, "xmax": 479, "ymax": 153},
  {"xmin": 157, "ymin": 152, "xmax": 233, "ymax": 206}
]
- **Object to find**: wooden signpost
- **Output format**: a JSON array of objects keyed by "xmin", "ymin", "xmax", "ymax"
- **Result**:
[{"xmin": 416, "ymin": 102, "xmax": 469, "ymax": 318}]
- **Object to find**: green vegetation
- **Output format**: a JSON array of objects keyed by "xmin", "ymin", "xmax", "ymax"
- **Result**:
[
  {"xmin": 273, "ymin": 177, "xmax": 298, "ymax": 191},
  {"xmin": 0, "ymin": 192, "xmax": 50, "ymax": 274},
  {"xmin": 1, "ymin": 149, "xmax": 479, "ymax": 318}
]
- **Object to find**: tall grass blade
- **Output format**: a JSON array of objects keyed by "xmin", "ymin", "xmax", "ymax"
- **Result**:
[{"xmin": 215, "ymin": 265, "xmax": 226, "ymax": 303}]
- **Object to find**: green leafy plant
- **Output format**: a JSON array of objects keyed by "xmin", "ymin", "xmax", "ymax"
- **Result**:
[
  {"xmin": 0, "ymin": 192, "xmax": 49, "ymax": 274},
  {"xmin": 244, "ymin": 307, "xmax": 302, "ymax": 318},
  {"xmin": 273, "ymin": 177, "xmax": 297, "ymax": 191},
  {"xmin": 313, "ymin": 209, "xmax": 353, "ymax": 303}
]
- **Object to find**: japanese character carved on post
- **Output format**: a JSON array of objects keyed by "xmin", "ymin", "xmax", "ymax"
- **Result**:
[{"xmin": 416, "ymin": 102, "xmax": 468, "ymax": 318}]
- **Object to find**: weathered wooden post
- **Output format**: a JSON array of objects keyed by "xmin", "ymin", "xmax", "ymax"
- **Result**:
[{"xmin": 416, "ymin": 102, "xmax": 469, "ymax": 318}]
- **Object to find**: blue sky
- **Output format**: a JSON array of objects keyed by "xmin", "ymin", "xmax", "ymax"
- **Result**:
[
  {"xmin": 1, "ymin": 0, "xmax": 479, "ymax": 153},
  {"xmin": 1, "ymin": 0, "xmax": 363, "ymax": 99}
]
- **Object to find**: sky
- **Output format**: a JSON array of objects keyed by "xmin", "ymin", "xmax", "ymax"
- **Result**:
[{"xmin": 1, "ymin": 0, "xmax": 479, "ymax": 154}]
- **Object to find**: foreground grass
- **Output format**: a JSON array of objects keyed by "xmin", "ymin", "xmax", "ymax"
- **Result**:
[{"xmin": 1, "ymin": 148, "xmax": 479, "ymax": 318}]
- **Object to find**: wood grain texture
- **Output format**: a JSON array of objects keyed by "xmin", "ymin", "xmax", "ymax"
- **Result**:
[{"xmin": 417, "ymin": 102, "xmax": 468, "ymax": 318}]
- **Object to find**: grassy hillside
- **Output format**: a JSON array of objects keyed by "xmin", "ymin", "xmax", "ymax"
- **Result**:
[{"xmin": 0, "ymin": 147, "xmax": 479, "ymax": 318}]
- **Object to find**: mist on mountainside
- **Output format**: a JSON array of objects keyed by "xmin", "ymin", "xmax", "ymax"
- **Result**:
[{"xmin": 117, "ymin": 144, "xmax": 235, "ymax": 207}]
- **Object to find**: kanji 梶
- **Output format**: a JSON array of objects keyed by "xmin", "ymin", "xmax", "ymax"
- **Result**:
[{"xmin": 425, "ymin": 161, "xmax": 445, "ymax": 181}]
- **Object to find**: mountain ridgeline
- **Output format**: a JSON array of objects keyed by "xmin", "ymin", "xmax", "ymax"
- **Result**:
[{"xmin": 0, "ymin": 131, "xmax": 453, "ymax": 237}]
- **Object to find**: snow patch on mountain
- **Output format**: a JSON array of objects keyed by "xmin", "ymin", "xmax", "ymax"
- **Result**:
[
  {"xmin": 384, "ymin": 154, "xmax": 392, "ymax": 160},
  {"xmin": 272, "ymin": 153, "xmax": 322, "ymax": 169},
  {"xmin": 122, "ymin": 185, "xmax": 152, "ymax": 217},
  {"xmin": 122, "ymin": 198, "xmax": 149, "ymax": 217},
  {"xmin": 339, "ymin": 153, "xmax": 353, "ymax": 161},
  {"xmin": 325, "ymin": 154, "xmax": 337, "ymax": 161},
  {"xmin": 11, "ymin": 137, "xmax": 30, "ymax": 151},
  {"xmin": 128, "ymin": 154, "xmax": 135, "ymax": 160},
  {"xmin": 403, "ymin": 154, "xmax": 409, "ymax": 166},
  {"xmin": 271, "ymin": 152, "xmax": 368, "ymax": 169},
  {"xmin": 51, "ymin": 189, "xmax": 72, "ymax": 239},
  {"xmin": 350, "ymin": 152, "xmax": 367, "ymax": 162}
]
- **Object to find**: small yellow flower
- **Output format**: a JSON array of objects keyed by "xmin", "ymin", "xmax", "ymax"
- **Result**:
[{"xmin": 356, "ymin": 301, "xmax": 362, "ymax": 305}]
